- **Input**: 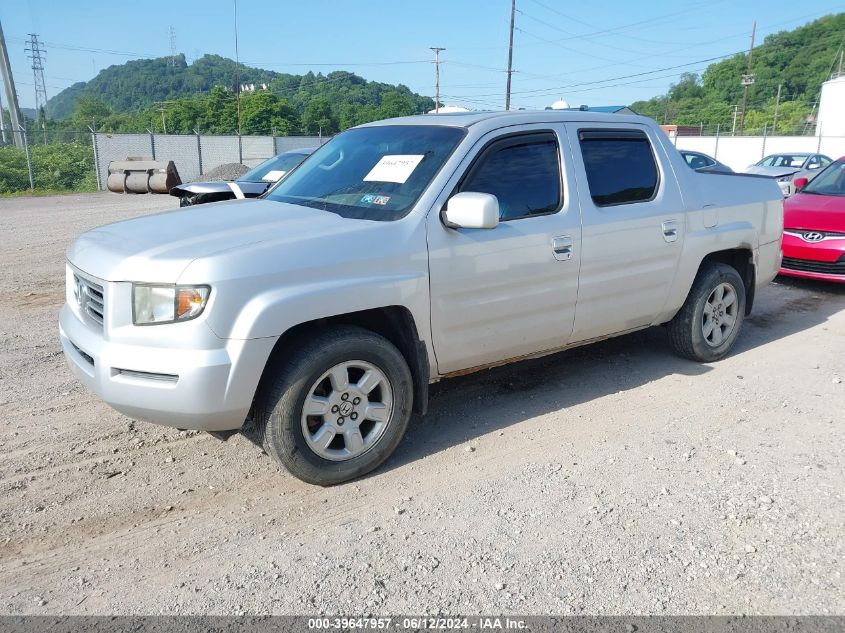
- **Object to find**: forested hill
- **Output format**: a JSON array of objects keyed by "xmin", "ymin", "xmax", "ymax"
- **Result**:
[
  {"xmin": 630, "ymin": 12, "xmax": 845, "ymax": 134},
  {"xmin": 46, "ymin": 54, "xmax": 278, "ymax": 118},
  {"xmin": 44, "ymin": 53, "xmax": 434, "ymax": 135}
]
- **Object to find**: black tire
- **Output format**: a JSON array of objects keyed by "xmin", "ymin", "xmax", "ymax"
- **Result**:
[
  {"xmin": 667, "ymin": 262, "xmax": 746, "ymax": 362},
  {"xmin": 255, "ymin": 326, "xmax": 413, "ymax": 486}
]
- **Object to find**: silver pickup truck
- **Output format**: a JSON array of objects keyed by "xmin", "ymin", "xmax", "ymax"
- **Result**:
[{"xmin": 60, "ymin": 111, "xmax": 783, "ymax": 485}]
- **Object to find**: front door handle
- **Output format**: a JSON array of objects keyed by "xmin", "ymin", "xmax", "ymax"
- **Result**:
[
  {"xmin": 552, "ymin": 235, "xmax": 573, "ymax": 261},
  {"xmin": 661, "ymin": 220, "xmax": 679, "ymax": 243}
]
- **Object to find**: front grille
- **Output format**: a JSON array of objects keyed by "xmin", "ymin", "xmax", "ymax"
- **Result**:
[
  {"xmin": 782, "ymin": 256, "xmax": 845, "ymax": 276},
  {"xmin": 784, "ymin": 229, "xmax": 845, "ymax": 241},
  {"xmin": 74, "ymin": 274, "xmax": 105, "ymax": 327}
]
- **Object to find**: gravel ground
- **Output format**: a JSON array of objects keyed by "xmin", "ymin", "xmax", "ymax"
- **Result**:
[
  {"xmin": 200, "ymin": 163, "xmax": 249, "ymax": 181},
  {"xmin": 0, "ymin": 192, "xmax": 843, "ymax": 615}
]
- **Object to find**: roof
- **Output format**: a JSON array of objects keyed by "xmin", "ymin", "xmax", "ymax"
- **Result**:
[
  {"xmin": 584, "ymin": 105, "xmax": 634, "ymax": 114},
  {"xmin": 360, "ymin": 109, "xmax": 651, "ymax": 130}
]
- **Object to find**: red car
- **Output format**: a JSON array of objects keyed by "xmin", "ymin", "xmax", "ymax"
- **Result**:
[{"xmin": 780, "ymin": 156, "xmax": 845, "ymax": 283}]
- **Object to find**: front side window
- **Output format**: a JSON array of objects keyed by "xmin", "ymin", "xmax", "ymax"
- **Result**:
[
  {"xmin": 802, "ymin": 159, "xmax": 845, "ymax": 197},
  {"xmin": 578, "ymin": 129, "xmax": 659, "ymax": 206},
  {"xmin": 266, "ymin": 125, "xmax": 466, "ymax": 220},
  {"xmin": 459, "ymin": 132, "xmax": 561, "ymax": 221}
]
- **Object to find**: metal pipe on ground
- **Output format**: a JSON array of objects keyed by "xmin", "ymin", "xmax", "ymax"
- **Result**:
[{"xmin": 107, "ymin": 159, "xmax": 181, "ymax": 194}]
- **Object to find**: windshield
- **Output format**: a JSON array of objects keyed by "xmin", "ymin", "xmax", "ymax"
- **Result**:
[
  {"xmin": 240, "ymin": 152, "xmax": 310, "ymax": 183},
  {"xmin": 757, "ymin": 154, "xmax": 809, "ymax": 168},
  {"xmin": 802, "ymin": 159, "xmax": 845, "ymax": 197},
  {"xmin": 266, "ymin": 125, "xmax": 466, "ymax": 220}
]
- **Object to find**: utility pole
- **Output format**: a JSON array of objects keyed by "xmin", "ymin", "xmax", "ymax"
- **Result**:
[
  {"xmin": 25, "ymin": 34, "xmax": 48, "ymax": 115},
  {"xmin": 731, "ymin": 105, "xmax": 738, "ymax": 136},
  {"xmin": 505, "ymin": 0, "xmax": 516, "ymax": 110},
  {"xmin": 772, "ymin": 83, "xmax": 782, "ymax": 134},
  {"xmin": 0, "ymin": 89, "xmax": 6, "ymax": 144},
  {"xmin": 0, "ymin": 20, "xmax": 24, "ymax": 148},
  {"xmin": 233, "ymin": 0, "xmax": 241, "ymax": 136},
  {"xmin": 159, "ymin": 106, "xmax": 167, "ymax": 134},
  {"xmin": 430, "ymin": 47, "xmax": 445, "ymax": 113},
  {"xmin": 738, "ymin": 21, "xmax": 756, "ymax": 135}
]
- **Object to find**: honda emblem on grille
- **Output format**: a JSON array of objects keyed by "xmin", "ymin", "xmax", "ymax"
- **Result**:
[
  {"xmin": 801, "ymin": 231, "xmax": 824, "ymax": 243},
  {"xmin": 75, "ymin": 279, "xmax": 87, "ymax": 306}
]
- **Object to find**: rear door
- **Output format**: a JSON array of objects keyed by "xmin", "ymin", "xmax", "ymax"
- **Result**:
[
  {"xmin": 427, "ymin": 126, "xmax": 581, "ymax": 374},
  {"xmin": 565, "ymin": 123, "xmax": 686, "ymax": 342}
]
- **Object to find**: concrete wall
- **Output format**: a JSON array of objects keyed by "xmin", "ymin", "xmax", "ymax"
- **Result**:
[
  {"xmin": 93, "ymin": 133, "xmax": 326, "ymax": 190},
  {"xmin": 671, "ymin": 134, "xmax": 845, "ymax": 172}
]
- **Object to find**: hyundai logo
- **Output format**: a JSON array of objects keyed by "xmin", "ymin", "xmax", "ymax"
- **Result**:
[{"xmin": 801, "ymin": 231, "xmax": 824, "ymax": 243}]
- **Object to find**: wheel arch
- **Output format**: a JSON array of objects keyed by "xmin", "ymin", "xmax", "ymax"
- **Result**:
[
  {"xmin": 700, "ymin": 247, "xmax": 756, "ymax": 315},
  {"xmin": 255, "ymin": 306, "xmax": 430, "ymax": 416}
]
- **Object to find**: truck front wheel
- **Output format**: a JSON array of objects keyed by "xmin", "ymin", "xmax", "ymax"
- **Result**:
[
  {"xmin": 255, "ymin": 326, "xmax": 413, "ymax": 486},
  {"xmin": 667, "ymin": 262, "xmax": 746, "ymax": 362}
]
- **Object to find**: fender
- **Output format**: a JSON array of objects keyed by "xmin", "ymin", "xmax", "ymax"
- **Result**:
[
  {"xmin": 655, "ymin": 214, "xmax": 759, "ymax": 325},
  {"xmin": 222, "ymin": 272, "xmax": 429, "ymax": 341}
]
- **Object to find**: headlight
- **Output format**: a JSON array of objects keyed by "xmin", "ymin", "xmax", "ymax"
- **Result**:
[
  {"xmin": 777, "ymin": 175, "xmax": 793, "ymax": 182},
  {"xmin": 132, "ymin": 285, "xmax": 210, "ymax": 325}
]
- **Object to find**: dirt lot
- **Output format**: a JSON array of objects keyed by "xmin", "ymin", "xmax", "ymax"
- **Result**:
[{"xmin": 0, "ymin": 192, "xmax": 843, "ymax": 615}]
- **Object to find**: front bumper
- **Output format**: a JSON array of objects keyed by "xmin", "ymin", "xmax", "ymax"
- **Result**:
[
  {"xmin": 59, "ymin": 302, "xmax": 277, "ymax": 431},
  {"xmin": 779, "ymin": 233, "xmax": 845, "ymax": 283}
]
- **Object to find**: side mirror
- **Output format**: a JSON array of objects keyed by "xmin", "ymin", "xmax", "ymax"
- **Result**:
[
  {"xmin": 443, "ymin": 192, "xmax": 499, "ymax": 229},
  {"xmin": 794, "ymin": 177, "xmax": 808, "ymax": 191}
]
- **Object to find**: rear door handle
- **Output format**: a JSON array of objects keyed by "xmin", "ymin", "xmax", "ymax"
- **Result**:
[
  {"xmin": 552, "ymin": 235, "xmax": 573, "ymax": 261},
  {"xmin": 661, "ymin": 220, "xmax": 679, "ymax": 243}
]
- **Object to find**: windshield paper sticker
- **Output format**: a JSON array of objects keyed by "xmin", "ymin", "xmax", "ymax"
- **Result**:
[
  {"xmin": 361, "ymin": 194, "xmax": 391, "ymax": 205},
  {"xmin": 262, "ymin": 170, "xmax": 287, "ymax": 182},
  {"xmin": 363, "ymin": 155, "xmax": 424, "ymax": 183}
]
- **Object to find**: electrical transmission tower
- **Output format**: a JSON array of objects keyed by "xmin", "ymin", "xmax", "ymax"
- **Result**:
[
  {"xmin": 169, "ymin": 26, "xmax": 178, "ymax": 66},
  {"xmin": 24, "ymin": 34, "xmax": 48, "ymax": 114}
]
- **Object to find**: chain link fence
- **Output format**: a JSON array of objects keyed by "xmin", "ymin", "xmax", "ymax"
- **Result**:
[{"xmin": 92, "ymin": 132, "xmax": 326, "ymax": 190}]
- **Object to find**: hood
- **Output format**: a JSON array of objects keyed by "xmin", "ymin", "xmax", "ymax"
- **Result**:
[
  {"xmin": 744, "ymin": 165, "xmax": 800, "ymax": 178},
  {"xmin": 169, "ymin": 180, "xmax": 269, "ymax": 196},
  {"xmin": 68, "ymin": 198, "xmax": 371, "ymax": 283},
  {"xmin": 784, "ymin": 192, "xmax": 845, "ymax": 232}
]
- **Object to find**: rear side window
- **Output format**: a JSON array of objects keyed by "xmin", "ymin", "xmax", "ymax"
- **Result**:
[
  {"xmin": 459, "ymin": 132, "xmax": 561, "ymax": 221},
  {"xmin": 578, "ymin": 129, "xmax": 659, "ymax": 206}
]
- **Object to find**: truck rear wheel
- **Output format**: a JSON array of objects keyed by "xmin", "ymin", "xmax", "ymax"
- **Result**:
[
  {"xmin": 255, "ymin": 326, "xmax": 413, "ymax": 486},
  {"xmin": 667, "ymin": 262, "xmax": 746, "ymax": 362}
]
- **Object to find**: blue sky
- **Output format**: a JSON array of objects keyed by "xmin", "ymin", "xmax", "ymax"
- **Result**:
[{"xmin": 1, "ymin": 0, "xmax": 842, "ymax": 111}]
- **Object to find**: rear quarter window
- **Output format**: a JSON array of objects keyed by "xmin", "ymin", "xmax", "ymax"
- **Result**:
[{"xmin": 578, "ymin": 129, "xmax": 659, "ymax": 207}]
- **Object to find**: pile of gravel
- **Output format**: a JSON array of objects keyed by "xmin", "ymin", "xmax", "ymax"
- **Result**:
[{"xmin": 199, "ymin": 163, "xmax": 249, "ymax": 181}]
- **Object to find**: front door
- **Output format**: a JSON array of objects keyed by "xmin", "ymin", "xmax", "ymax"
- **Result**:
[{"xmin": 427, "ymin": 127, "xmax": 581, "ymax": 374}]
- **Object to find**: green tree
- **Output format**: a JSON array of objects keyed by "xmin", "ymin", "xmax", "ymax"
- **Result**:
[
  {"xmin": 71, "ymin": 96, "xmax": 113, "ymax": 129},
  {"xmin": 377, "ymin": 92, "xmax": 417, "ymax": 119},
  {"xmin": 301, "ymin": 97, "xmax": 336, "ymax": 135}
]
